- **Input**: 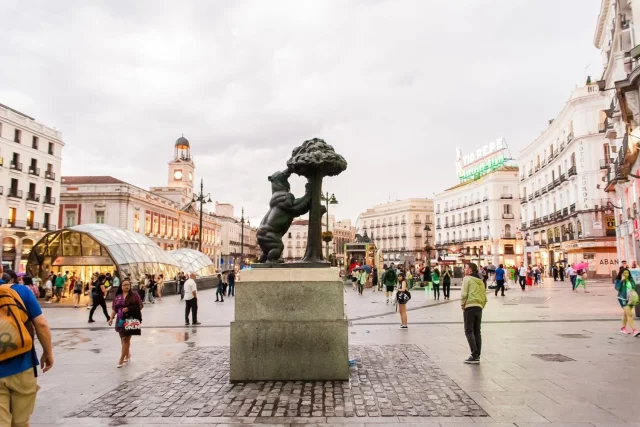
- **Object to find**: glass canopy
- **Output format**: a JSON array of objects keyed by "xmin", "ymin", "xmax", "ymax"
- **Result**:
[
  {"xmin": 27, "ymin": 224, "xmax": 181, "ymax": 281},
  {"xmin": 169, "ymin": 248, "xmax": 217, "ymax": 277}
]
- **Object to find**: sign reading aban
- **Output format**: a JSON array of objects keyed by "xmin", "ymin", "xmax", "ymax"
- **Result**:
[{"xmin": 456, "ymin": 138, "xmax": 508, "ymax": 182}]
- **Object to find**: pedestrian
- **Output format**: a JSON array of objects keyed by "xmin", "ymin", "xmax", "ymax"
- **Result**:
[
  {"xmin": 184, "ymin": 273, "xmax": 200, "ymax": 326},
  {"xmin": 552, "ymin": 264, "xmax": 559, "ymax": 281},
  {"xmin": 442, "ymin": 264, "xmax": 452, "ymax": 300},
  {"xmin": 632, "ymin": 261, "xmax": 638, "ymax": 269},
  {"xmin": 54, "ymin": 272, "xmax": 65, "ymax": 302},
  {"xmin": 461, "ymin": 262, "xmax": 487, "ymax": 364},
  {"xmin": 432, "ymin": 267, "xmax": 440, "ymax": 300},
  {"xmin": 372, "ymin": 267, "xmax": 379, "ymax": 292},
  {"xmin": 112, "ymin": 271, "xmax": 120, "ymax": 289},
  {"xmin": 44, "ymin": 274, "xmax": 53, "ymax": 303},
  {"xmin": 222, "ymin": 272, "xmax": 229, "ymax": 296},
  {"xmin": 88, "ymin": 274, "xmax": 110, "ymax": 323},
  {"xmin": 108, "ymin": 279, "xmax": 143, "ymax": 368},
  {"xmin": 72, "ymin": 277, "xmax": 83, "ymax": 307},
  {"xmin": 68, "ymin": 272, "xmax": 76, "ymax": 298},
  {"xmin": 22, "ymin": 276, "xmax": 39, "ymax": 300},
  {"xmin": 215, "ymin": 273, "xmax": 225, "ymax": 302},
  {"xmin": 422, "ymin": 264, "xmax": 432, "ymax": 289},
  {"xmin": 0, "ymin": 269, "xmax": 54, "ymax": 427},
  {"xmin": 518, "ymin": 263, "xmax": 527, "ymax": 291},
  {"xmin": 396, "ymin": 272, "xmax": 410, "ymax": 329},
  {"xmin": 559, "ymin": 264, "xmax": 565, "ymax": 282},
  {"xmin": 526, "ymin": 266, "xmax": 534, "ymax": 287},
  {"xmin": 227, "ymin": 270, "xmax": 235, "ymax": 297},
  {"xmin": 178, "ymin": 272, "xmax": 186, "ymax": 300},
  {"xmin": 358, "ymin": 268, "xmax": 368, "ymax": 295},
  {"xmin": 566, "ymin": 265, "xmax": 576, "ymax": 290},
  {"xmin": 137, "ymin": 274, "xmax": 146, "ymax": 303},
  {"xmin": 494, "ymin": 264, "xmax": 506, "ymax": 297},
  {"xmin": 574, "ymin": 269, "xmax": 589, "ymax": 293},
  {"xmin": 615, "ymin": 268, "xmax": 639, "ymax": 336},
  {"xmin": 144, "ymin": 274, "xmax": 155, "ymax": 304},
  {"xmin": 382, "ymin": 264, "xmax": 397, "ymax": 304},
  {"xmin": 156, "ymin": 274, "xmax": 164, "ymax": 301}
]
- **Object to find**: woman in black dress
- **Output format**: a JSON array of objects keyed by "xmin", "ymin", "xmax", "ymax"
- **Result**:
[{"xmin": 396, "ymin": 273, "xmax": 410, "ymax": 329}]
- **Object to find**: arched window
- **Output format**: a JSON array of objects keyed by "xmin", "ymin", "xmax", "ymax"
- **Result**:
[
  {"xmin": 471, "ymin": 228, "xmax": 475, "ymax": 239},
  {"xmin": 504, "ymin": 224, "xmax": 512, "ymax": 238},
  {"xmin": 577, "ymin": 220, "xmax": 583, "ymax": 238}
]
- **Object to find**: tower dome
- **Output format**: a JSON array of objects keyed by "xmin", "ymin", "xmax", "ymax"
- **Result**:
[{"xmin": 175, "ymin": 135, "xmax": 190, "ymax": 149}]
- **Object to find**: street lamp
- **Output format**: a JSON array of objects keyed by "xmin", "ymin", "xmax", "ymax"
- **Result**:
[
  {"xmin": 424, "ymin": 225, "xmax": 432, "ymax": 265},
  {"xmin": 191, "ymin": 179, "xmax": 212, "ymax": 252},
  {"xmin": 320, "ymin": 192, "xmax": 338, "ymax": 261},
  {"xmin": 239, "ymin": 208, "xmax": 248, "ymax": 270}
]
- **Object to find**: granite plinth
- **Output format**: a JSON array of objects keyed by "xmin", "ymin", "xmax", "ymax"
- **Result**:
[
  {"xmin": 230, "ymin": 267, "xmax": 348, "ymax": 382},
  {"xmin": 251, "ymin": 262, "xmax": 330, "ymax": 268}
]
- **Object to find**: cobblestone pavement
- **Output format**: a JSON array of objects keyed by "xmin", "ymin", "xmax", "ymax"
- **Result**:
[{"xmin": 66, "ymin": 345, "xmax": 486, "ymax": 419}]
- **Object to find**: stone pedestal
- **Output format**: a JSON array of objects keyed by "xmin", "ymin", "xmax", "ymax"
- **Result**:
[{"xmin": 230, "ymin": 267, "xmax": 349, "ymax": 382}]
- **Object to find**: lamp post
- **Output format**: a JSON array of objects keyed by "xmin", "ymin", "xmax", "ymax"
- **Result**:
[
  {"xmin": 424, "ymin": 225, "xmax": 432, "ymax": 265},
  {"xmin": 191, "ymin": 179, "xmax": 212, "ymax": 252},
  {"xmin": 239, "ymin": 208, "xmax": 247, "ymax": 270},
  {"xmin": 320, "ymin": 192, "xmax": 338, "ymax": 261}
]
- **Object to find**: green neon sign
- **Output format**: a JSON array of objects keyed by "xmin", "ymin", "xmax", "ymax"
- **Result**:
[{"xmin": 457, "ymin": 154, "xmax": 506, "ymax": 181}]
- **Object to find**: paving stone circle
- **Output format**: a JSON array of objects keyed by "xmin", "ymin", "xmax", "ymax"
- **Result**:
[{"xmin": 67, "ymin": 344, "xmax": 487, "ymax": 419}]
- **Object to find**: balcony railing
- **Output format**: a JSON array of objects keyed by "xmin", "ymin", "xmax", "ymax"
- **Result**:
[
  {"xmin": 444, "ymin": 208, "xmax": 449, "ymax": 213},
  {"xmin": 563, "ymin": 207, "xmax": 569, "ymax": 216},
  {"xmin": 436, "ymin": 224, "xmax": 442, "ymax": 230},
  {"xmin": 541, "ymin": 187, "xmax": 548, "ymax": 194},
  {"xmin": 520, "ymin": 174, "xmax": 525, "ymax": 181},
  {"xmin": 521, "ymin": 222, "xmax": 527, "ymax": 230},
  {"xmin": 528, "ymin": 170, "xmax": 533, "ymax": 177},
  {"xmin": 44, "ymin": 196, "xmax": 56, "ymax": 205},
  {"xmin": 43, "ymin": 223, "xmax": 57, "ymax": 231},
  {"xmin": 28, "ymin": 167, "xmax": 40, "ymax": 176},
  {"xmin": 560, "ymin": 142, "xmax": 566, "ymax": 152},
  {"xmin": 556, "ymin": 210, "xmax": 562, "ymax": 218},
  {"xmin": 553, "ymin": 178, "xmax": 560, "ymax": 186},
  {"xmin": 541, "ymin": 159, "xmax": 547, "ymax": 167},
  {"xmin": 45, "ymin": 171, "xmax": 56, "ymax": 180},
  {"xmin": 568, "ymin": 166, "xmax": 577, "ymax": 177},
  {"xmin": 500, "ymin": 194, "xmax": 513, "ymax": 199},
  {"xmin": 599, "ymin": 159, "xmax": 610, "ymax": 170},
  {"xmin": 549, "ymin": 153, "xmax": 554, "ymax": 162},
  {"xmin": 548, "ymin": 182, "xmax": 555, "ymax": 191},
  {"xmin": 443, "ymin": 224, "xmax": 449, "ymax": 228},
  {"xmin": 528, "ymin": 194, "xmax": 533, "ymax": 201},
  {"xmin": 8, "ymin": 188, "xmax": 22, "ymax": 199},
  {"xmin": 463, "ymin": 220, "xmax": 468, "ymax": 225},
  {"xmin": 435, "ymin": 210, "xmax": 440, "ymax": 215},
  {"xmin": 10, "ymin": 161, "xmax": 22, "ymax": 171},
  {"xmin": 535, "ymin": 164, "xmax": 540, "ymax": 172},
  {"xmin": 501, "ymin": 233, "xmax": 515, "ymax": 239},
  {"xmin": 520, "ymin": 197, "xmax": 527, "ymax": 204},
  {"xmin": 542, "ymin": 215, "xmax": 548, "ymax": 222},
  {"xmin": 483, "ymin": 196, "xmax": 489, "ymax": 202},
  {"xmin": 502, "ymin": 213, "xmax": 514, "ymax": 219},
  {"xmin": 413, "ymin": 219, "xmax": 421, "ymax": 224},
  {"xmin": 26, "ymin": 192, "xmax": 40, "ymax": 202},
  {"xmin": 560, "ymin": 173, "xmax": 567, "ymax": 182},
  {"xmin": 534, "ymin": 190, "xmax": 540, "ymax": 198},
  {"xmin": 570, "ymin": 203, "xmax": 576, "ymax": 213}
]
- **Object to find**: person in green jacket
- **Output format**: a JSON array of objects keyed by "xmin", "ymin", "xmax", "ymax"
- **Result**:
[
  {"xmin": 382, "ymin": 264, "xmax": 397, "ymax": 304},
  {"xmin": 357, "ymin": 268, "xmax": 368, "ymax": 295},
  {"xmin": 461, "ymin": 262, "xmax": 487, "ymax": 364},
  {"xmin": 431, "ymin": 268, "xmax": 441, "ymax": 300},
  {"xmin": 616, "ymin": 268, "xmax": 639, "ymax": 336},
  {"xmin": 54, "ymin": 272, "xmax": 66, "ymax": 302}
]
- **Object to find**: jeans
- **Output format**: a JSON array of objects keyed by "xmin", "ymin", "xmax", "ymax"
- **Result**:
[
  {"xmin": 145, "ymin": 289, "xmax": 154, "ymax": 303},
  {"xmin": 495, "ymin": 279, "xmax": 505, "ymax": 296},
  {"xmin": 463, "ymin": 306, "xmax": 483, "ymax": 359},
  {"xmin": 185, "ymin": 298, "xmax": 198, "ymax": 323},
  {"xmin": 357, "ymin": 283, "xmax": 364, "ymax": 294},
  {"xmin": 216, "ymin": 286, "xmax": 224, "ymax": 301},
  {"xmin": 570, "ymin": 275, "xmax": 577, "ymax": 290},
  {"xmin": 433, "ymin": 284, "xmax": 440, "ymax": 299},
  {"xmin": 178, "ymin": 282, "xmax": 184, "ymax": 299},
  {"xmin": 89, "ymin": 295, "xmax": 109, "ymax": 321},
  {"xmin": 443, "ymin": 281, "xmax": 450, "ymax": 299},
  {"xmin": 228, "ymin": 282, "xmax": 235, "ymax": 296},
  {"xmin": 518, "ymin": 276, "xmax": 526, "ymax": 290}
]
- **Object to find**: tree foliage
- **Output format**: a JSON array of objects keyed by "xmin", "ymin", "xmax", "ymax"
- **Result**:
[{"xmin": 287, "ymin": 138, "xmax": 347, "ymax": 177}]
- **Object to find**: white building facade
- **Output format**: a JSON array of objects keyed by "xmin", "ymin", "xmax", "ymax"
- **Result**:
[
  {"xmin": 0, "ymin": 103, "xmax": 63, "ymax": 272},
  {"xmin": 596, "ymin": 0, "xmax": 640, "ymax": 265},
  {"xmin": 435, "ymin": 166, "xmax": 522, "ymax": 267},
  {"xmin": 215, "ymin": 203, "xmax": 257, "ymax": 269},
  {"xmin": 357, "ymin": 199, "xmax": 434, "ymax": 265},
  {"xmin": 518, "ymin": 83, "xmax": 617, "ymax": 276},
  {"xmin": 281, "ymin": 215, "xmax": 355, "ymax": 264},
  {"xmin": 60, "ymin": 137, "xmax": 222, "ymax": 268}
]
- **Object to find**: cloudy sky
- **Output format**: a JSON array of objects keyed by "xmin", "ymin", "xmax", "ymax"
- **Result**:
[{"xmin": 0, "ymin": 0, "xmax": 603, "ymax": 223}]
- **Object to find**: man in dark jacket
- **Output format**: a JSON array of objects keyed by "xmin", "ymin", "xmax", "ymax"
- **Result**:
[
  {"xmin": 227, "ymin": 270, "xmax": 236, "ymax": 297},
  {"xmin": 382, "ymin": 264, "xmax": 397, "ymax": 304}
]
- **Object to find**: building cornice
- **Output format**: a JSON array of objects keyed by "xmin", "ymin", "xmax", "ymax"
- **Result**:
[{"xmin": 593, "ymin": 0, "xmax": 612, "ymax": 48}]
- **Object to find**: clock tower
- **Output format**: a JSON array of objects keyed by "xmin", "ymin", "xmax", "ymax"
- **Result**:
[{"xmin": 168, "ymin": 135, "xmax": 195, "ymax": 197}]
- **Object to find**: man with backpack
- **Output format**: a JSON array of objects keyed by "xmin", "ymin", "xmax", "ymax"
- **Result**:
[
  {"xmin": 0, "ymin": 269, "xmax": 54, "ymax": 426},
  {"xmin": 382, "ymin": 263, "xmax": 397, "ymax": 304},
  {"xmin": 54, "ymin": 272, "xmax": 66, "ymax": 302}
]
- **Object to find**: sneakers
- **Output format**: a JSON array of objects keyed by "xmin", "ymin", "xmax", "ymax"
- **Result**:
[
  {"xmin": 621, "ymin": 327, "xmax": 630, "ymax": 334},
  {"xmin": 88, "ymin": 319, "xmax": 95, "ymax": 323},
  {"xmin": 464, "ymin": 356, "xmax": 480, "ymax": 364},
  {"xmin": 634, "ymin": 330, "xmax": 640, "ymax": 337},
  {"xmin": 399, "ymin": 325, "xmax": 408, "ymax": 330},
  {"xmin": 386, "ymin": 298, "xmax": 389, "ymax": 304},
  {"xmin": 193, "ymin": 322, "xmax": 202, "ymax": 326}
]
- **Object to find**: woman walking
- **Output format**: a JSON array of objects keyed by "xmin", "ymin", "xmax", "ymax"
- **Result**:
[
  {"xmin": 372, "ymin": 267, "xmax": 379, "ymax": 292},
  {"xmin": 616, "ymin": 268, "xmax": 639, "ymax": 336},
  {"xmin": 72, "ymin": 277, "xmax": 83, "ymax": 307},
  {"xmin": 108, "ymin": 280, "xmax": 143, "ymax": 368},
  {"xmin": 89, "ymin": 274, "xmax": 110, "ymax": 323},
  {"xmin": 574, "ymin": 269, "xmax": 589, "ymax": 293},
  {"xmin": 442, "ymin": 265, "xmax": 452, "ymax": 300},
  {"xmin": 156, "ymin": 274, "xmax": 164, "ymax": 301},
  {"xmin": 396, "ymin": 272, "xmax": 411, "ymax": 329},
  {"xmin": 432, "ymin": 267, "xmax": 441, "ymax": 300},
  {"xmin": 215, "ymin": 273, "xmax": 225, "ymax": 302}
]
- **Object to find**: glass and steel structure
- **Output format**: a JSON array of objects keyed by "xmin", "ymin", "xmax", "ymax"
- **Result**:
[
  {"xmin": 169, "ymin": 248, "xmax": 217, "ymax": 277},
  {"xmin": 27, "ymin": 224, "xmax": 181, "ymax": 282}
]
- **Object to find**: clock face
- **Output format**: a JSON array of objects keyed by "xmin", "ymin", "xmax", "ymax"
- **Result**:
[
  {"xmin": 189, "ymin": 172, "xmax": 193, "ymax": 182},
  {"xmin": 174, "ymin": 170, "xmax": 183, "ymax": 180}
]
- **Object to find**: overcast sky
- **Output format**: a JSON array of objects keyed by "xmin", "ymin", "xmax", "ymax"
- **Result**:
[{"xmin": 0, "ymin": 0, "xmax": 603, "ymax": 224}]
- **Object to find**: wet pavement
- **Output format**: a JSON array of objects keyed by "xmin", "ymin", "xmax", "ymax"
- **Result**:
[{"xmin": 28, "ymin": 278, "xmax": 640, "ymax": 426}]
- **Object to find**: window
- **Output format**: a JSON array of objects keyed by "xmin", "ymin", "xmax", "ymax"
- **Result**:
[
  {"xmin": 48, "ymin": 142, "xmax": 54, "ymax": 155},
  {"xmin": 66, "ymin": 211, "xmax": 76, "ymax": 227},
  {"xmin": 504, "ymin": 224, "xmax": 512, "ymax": 238},
  {"xmin": 504, "ymin": 204, "xmax": 512, "ymax": 214},
  {"xmin": 14, "ymin": 129, "xmax": 21, "ymax": 143},
  {"xmin": 8, "ymin": 207, "xmax": 16, "ymax": 225},
  {"xmin": 26, "ymin": 210, "xmax": 34, "ymax": 227},
  {"xmin": 145, "ymin": 213, "xmax": 151, "ymax": 234},
  {"xmin": 288, "ymin": 232, "xmax": 292, "ymax": 238},
  {"xmin": 134, "ymin": 212, "xmax": 140, "ymax": 232},
  {"xmin": 96, "ymin": 211, "xmax": 105, "ymax": 224},
  {"xmin": 43, "ymin": 212, "xmax": 50, "ymax": 229}
]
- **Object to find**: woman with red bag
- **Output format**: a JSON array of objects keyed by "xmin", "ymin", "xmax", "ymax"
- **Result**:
[{"xmin": 108, "ymin": 280, "xmax": 143, "ymax": 368}]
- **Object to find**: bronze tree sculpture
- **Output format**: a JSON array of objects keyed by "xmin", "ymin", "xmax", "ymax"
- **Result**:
[
  {"xmin": 286, "ymin": 138, "xmax": 347, "ymax": 263},
  {"xmin": 256, "ymin": 169, "xmax": 311, "ymax": 263}
]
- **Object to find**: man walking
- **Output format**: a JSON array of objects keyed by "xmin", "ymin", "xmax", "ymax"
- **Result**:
[
  {"xmin": 494, "ymin": 264, "xmax": 506, "ymax": 297},
  {"xmin": 54, "ymin": 272, "xmax": 66, "ymax": 302},
  {"xmin": 227, "ymin": 270, "xmax": 235, "ymax": 297},
  {"xmin": 178, "ymin": 272, "xmax": 186, "ymax": 300},
  {"xmin": 0, "ymin": 269, "xmax": 54, "ymax": 426},
  {"xmin": 184, "ymin": 273, "xmax": 200, "ymax": 326},
  {"xmin": 382, "ymin": 264, "xmax": 397, "ymax": 304},
  {"xmin": 566, "ymin": 265, "xmax": 576, "ymax": 290},
  {"xmin": 461, "ymin": 263, "xmax": 487, "ymax": 364},
  {"xmin": 517, "ymin": 263, "xmax": 527, "ymax": 291}
]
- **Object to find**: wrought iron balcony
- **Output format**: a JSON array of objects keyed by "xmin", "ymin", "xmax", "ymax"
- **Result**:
[
  {"xmin": 520, "ymin": 197, "xmax": 528, "ymax": 204},
  {"xmin": 8, "ymin": 188, "xmax": 22, "ymax": 199},
  {"xmin": 560, "ymin": 173, "xmax": 567, "ymax": 182},
  {"xmin": 28, "ymin": 167, "xmax": 40, "ymax": 176},
  {"xmin": 502, "ymin": 213, "xmax": 514, "ymax": 219},
  {"xmin": 436, "ymin": 225, "xmax": 441, "ymax": 230},
  {"xmin": 568, "ymin": 166, "xmax": 577, "ymax": 177},
  {"xmin": 570, "ymin": 203, "xmax": 576, "ymax": 213},
  {"xmin": 10, "ymin": 161, "xmax": 22, "ymax": 171},
  {"xmin": 44, "ymin": 196, "xmax": 56, "ymax": 205},
  {"xmin": 45, "ymin": 171, "xmax": 56, "ymax": 180},
  {"xmin": 520, "ymin": 174, "xmax": 525, "ymax": 181},
  {"xmin": 534, "ymin": 190, "xmax": 540, "ymax": 198},
  {"xmin": 26, "ymin": 192, "xmax": 40, "ymax": 202},
  {"xmin": 500, "ymin": 194, "xmax": 513, "ymax": 199},
  {"xmin": 542, "ymin": 187, "xmax": 548, "ymax": 194},
  {"xmin": 563, "ymin": 207, "xmax": 569, "ymax": 216},
  {"xmin": 528, "ymin": 170, "xmax": 533, "ymax": 177},
  {"xmin": 528, "ymin": 194, "xmax": 534, "ymax": 201}
]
